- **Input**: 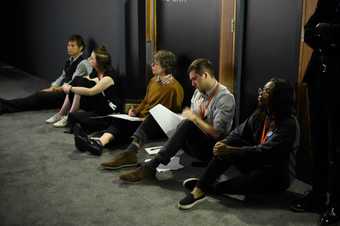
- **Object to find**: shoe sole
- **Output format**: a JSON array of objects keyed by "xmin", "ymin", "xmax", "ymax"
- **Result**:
[
  {"xmin": 46, "ymin": 118, "xmax": 61, "ymax": 124},
  {"xmin": 177, "ymin": 196, "xmax": 207, "ymax": 210},
  {"xmin": 46, "ymin": 120, "xmax": 58, "ymax": 124},
  {"xmin": 290, "ymin": 205, "xmax": 321, "ymax": 213},
  {"xmin": 182, "ymin": 178, "xmax": 199, "ymax": 191},
  {"xmin": 101, "ymin": 163, "xmax": 139, "ymax": 170},
  {"xmin": 320, "ymin": 221, "xmax": 339, "ymax": 226},
  {"xmin": 222, "ymin": 193, "xmax": 246, "ymax": 201},
  {"xmin": 53, "ymin": 123, "xmax": 68, "ymax": 128},
  {"xmin": 290, "ymin": 206, "xmax": 306, "ymax": 212}
]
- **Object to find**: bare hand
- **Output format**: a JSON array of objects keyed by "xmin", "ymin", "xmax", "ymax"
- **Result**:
[
  {"xmin": 213, "ymin": 142, "xmax": 238, "ymax": 157},
  {"xmin": 62, "ymin": 84, "xmax": 72, "ymax": 94},
  {"xmin": 128, "ymin": 107, "xmax": 136, "ymax": 117},
  {"xmin": 182, "ymin": 107, "xmax": 198, "ymax": 122},
  {"xmin": 41, "ymin": 87, "xmax": 54, "ymax": 92}
]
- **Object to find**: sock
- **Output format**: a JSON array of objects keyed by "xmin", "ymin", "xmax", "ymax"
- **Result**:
[
  {"xmin": 95, "ymin": 140, "xmax": 104, "ymax": 147},
  {"xmin": 127, "ymin": 136, "xmax": 143, "ymax": 152},
  {"xmin": 145, "ymin": 157, "xmax": 161, "ymax": 170}
]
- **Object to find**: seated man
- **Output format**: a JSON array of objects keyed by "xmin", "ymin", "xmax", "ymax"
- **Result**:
[
  {"xmin": 0, "ymin": 34, "xmax": 91, "ymax": 114},
  {"xmin": 177, "ymin": 78, "xmax": 297, "ymax": 210},
  {"xmin": 106, "ymin": 58, "xmax": 235, "ymax": 182},
  {"xmin": 71, "ymin": 50, "xmax": 184, "ymax": 155}
]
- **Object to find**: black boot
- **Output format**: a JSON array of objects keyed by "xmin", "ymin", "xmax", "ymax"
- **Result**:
[
  {"xmin": 320, "ymin": 206, "xmax": 340, "ymax": 226},
  {"xmin": 0, "ymin": 98, "xmax": 16, "ymax": 114},
  {"xmin": 290, "ymin": 191, "xmax": 327, "ymax": 213},
  {"xmin": 73, "ymin": 123, "xmax": 103, "ymax": 156}
]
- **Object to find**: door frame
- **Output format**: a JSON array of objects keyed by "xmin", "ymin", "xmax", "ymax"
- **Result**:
[{"xmin": 145, "ymin": 0, "xmax": 238, "ymax": 120}]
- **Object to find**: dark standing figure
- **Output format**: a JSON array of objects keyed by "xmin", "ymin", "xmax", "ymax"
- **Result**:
[{"xmin": 290, "ymin": 1, "xmax": 340, "ymax": 226}]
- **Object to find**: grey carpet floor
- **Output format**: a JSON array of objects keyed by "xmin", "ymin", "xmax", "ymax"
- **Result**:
[{"xmin": 0, "ymin": 64, "xmax": 318, "ymax": 226}]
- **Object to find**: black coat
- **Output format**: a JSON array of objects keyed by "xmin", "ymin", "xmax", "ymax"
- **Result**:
[
  {"xmin": 303, "ymin": 0, "xmax": 340, "ymax": 84},
  {"xmin": 221, "ymin": 110, "xmax": 297, "ymax": 187}
]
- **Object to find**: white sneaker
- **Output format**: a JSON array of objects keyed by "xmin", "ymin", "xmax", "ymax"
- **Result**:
[
  {"xmin": 53, "ymin": 115, "xmax": 68, "ymax": 128},
  {"xmin": 46, "ymin": 113, "xmax": 62, "ymax": 124}
]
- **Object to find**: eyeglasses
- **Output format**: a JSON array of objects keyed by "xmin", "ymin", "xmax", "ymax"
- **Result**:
[
  {"xmin": 151, "ymin": 60, "xmax": 160, "ymax": 66},
  {"xmin": 258, "ymin": 87, "xmax": 271, "ymax": 95}
]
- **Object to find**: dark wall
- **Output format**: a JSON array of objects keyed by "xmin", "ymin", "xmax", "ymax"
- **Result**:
[
  {"xmin": 240, "ymin": 0, "xmax": 302, "ymax": 120},
  {"xmin": 1, "ymin": 0, "xmax": 126, "ymax": 82},
  {"xmin": 0, "ymin": 2, "xmax": 24, "ymax": 65},
  {"xmin": 125, "ymin": 0, "xmax": 146, "ymax": 99},
  {"xmin": 1, "ymin": 0, "xmax": 148, "ymax": 99},
  {"xmin": 157, "ymin": 0, "xmax": 220, "ymax": 106}
]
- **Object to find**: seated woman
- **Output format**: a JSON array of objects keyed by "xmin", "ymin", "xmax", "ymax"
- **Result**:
[
  {"xmin": 177, "ymin": 78, "xmax": 298, "ymax": 210},
  {"xmin": 71, "ymin": 50, "xmax": 184, "ymax": 156},
  {"xmin": 46, "ymin": 46, "xmax": 122, "ymax": 128}
]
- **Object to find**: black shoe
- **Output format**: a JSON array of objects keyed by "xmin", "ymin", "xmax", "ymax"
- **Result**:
[
  {"xmin": 73, "ymin": 123, "xmax": 88, "ymax": 153},
  {"xmin": 320, "ymin": 206, "xmax": 340, "ymax": 226},
  {"xmin": 74, "ymin": 125, "xmax": 103, "ymax": 156},
  {"xmin": 0, "ymin": 98, "xmax": 10, "ymax": 114},
  {"xmin": 0, "ymin": 98, "xmax": 16, "ymax": 114},
  {"xmin": 0, "ymin": 101, "xmax": 3, "ymax": 115},
  {"xmin": 178, "ymin": 193, "xmax": 206, "ymax": 210},
  {"xmin": 182, "ymin": 178, "xmax": 199, "ymax": 191},
  {"xmin": 290, "ymin": 191, "xmax": 326, "ymax": 213},
  {"xmin": 73, "ymin": 123, "xmax": 87, "ymax": 138},
  {"xmin": 75, "ymin": 136, "xmax": 103, "ymax": 156}
]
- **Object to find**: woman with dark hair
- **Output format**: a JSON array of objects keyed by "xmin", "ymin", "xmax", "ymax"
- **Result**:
[
  {"xmin": 46, "ymin": 46, "xmax": 121, "ymax": 127},
  {"xmin": 177, "ymin": 78, "xmax": 298, "ymax": 210}
]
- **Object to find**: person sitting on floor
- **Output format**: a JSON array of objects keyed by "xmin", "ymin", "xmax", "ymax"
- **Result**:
[
  {"xmin": 71, "ymin": 50, "xmax": 184, "ymax": 156},
  {"xmin": 46, "ymin": 46, "xmax": 122, "ymax": 129},
  {"xmin": 177, "ymin": 78, "xmax": 297, "ymax": 210},
  {"xmin": 106, "ymin": 58, "xmax": 235, "ymax": 182},
  {"xmin": 0, "ymin": 34, "xmax": 91, "ymax": 115}
]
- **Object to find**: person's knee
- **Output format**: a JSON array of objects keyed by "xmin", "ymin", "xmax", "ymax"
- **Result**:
[
  {"xmin": 177, "ymin": 119, "xmax": 196, "ymax": 130},
  {"xmin": 67, "ymin": 112, "xmax": 79, "ymax": 125}
]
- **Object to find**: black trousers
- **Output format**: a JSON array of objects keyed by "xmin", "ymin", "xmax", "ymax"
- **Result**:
[
  {"xmin": 68, "ymin": 111, "xmax": 114, "ymax": 134},
  {"xmin": 68, "ymin": 114, "xmax": 165, "ymax": 145},
  {"xmin": 0, "ymin": 90, "xmax": 65, "ymax": 113},
  {"xmin": 197, "ymin": 155, "xmax": 289, "ymax": 195},
  {"xmin": 105, "ymin": 115, "xmax": 166, "ymax": 144},
  {"xmin": 133, "ymin": 115, "xmax": 167, "ymax": 144},
  {"xmin": 308, "ymin": 69, "xmax": 340, "ymax": 205},
  {"xmin": 155, "ymin": 120, "xmax": 216, "ymax": 165}
]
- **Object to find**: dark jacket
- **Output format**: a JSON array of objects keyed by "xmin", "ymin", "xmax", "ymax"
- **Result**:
[
  {"xmin": 63, "ymin": 55, "xmax": 85, "ymax": 83},
  {"xmin": 303, "ymin": 0, "xmax": 340, "ymax": 84},
  {"xmin": 222, "ymin": 110, "xmax": 297, "ymax": 185}
]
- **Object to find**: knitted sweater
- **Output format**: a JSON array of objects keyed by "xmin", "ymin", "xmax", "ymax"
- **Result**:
[{"xmin": 134, "ymin": 76, "xmax": 184, "ymax": 118}]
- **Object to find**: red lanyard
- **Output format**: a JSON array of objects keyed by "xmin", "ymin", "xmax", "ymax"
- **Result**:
[
  {"xmin": 260, "ymin": 117, "xmax": 273, "ymax": 144},
  {"xmin": 199, "ymin": 84, "xmax": 219, "ymax": 119}
]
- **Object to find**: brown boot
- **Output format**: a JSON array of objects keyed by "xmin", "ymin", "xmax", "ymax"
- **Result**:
[
  {"xmin": 119, "ymin": 165, "xmax": 156, "ymax": 182},
  {"xmin": 101, "ymin": 151, "xmax": 138, "ymax": 170}
]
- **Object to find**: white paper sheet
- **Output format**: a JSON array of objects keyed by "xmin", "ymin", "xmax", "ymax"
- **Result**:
[
  {"xmin": 149, "ymin": 104, "xmax": 184, "ymax": 137},
  {"xmin": 106, "ymin": 114, "xmax": 144, "ymax": 121},
  {"xmin": 144, "ymin": 146, "xmax": 163, "ymax": 155}
]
